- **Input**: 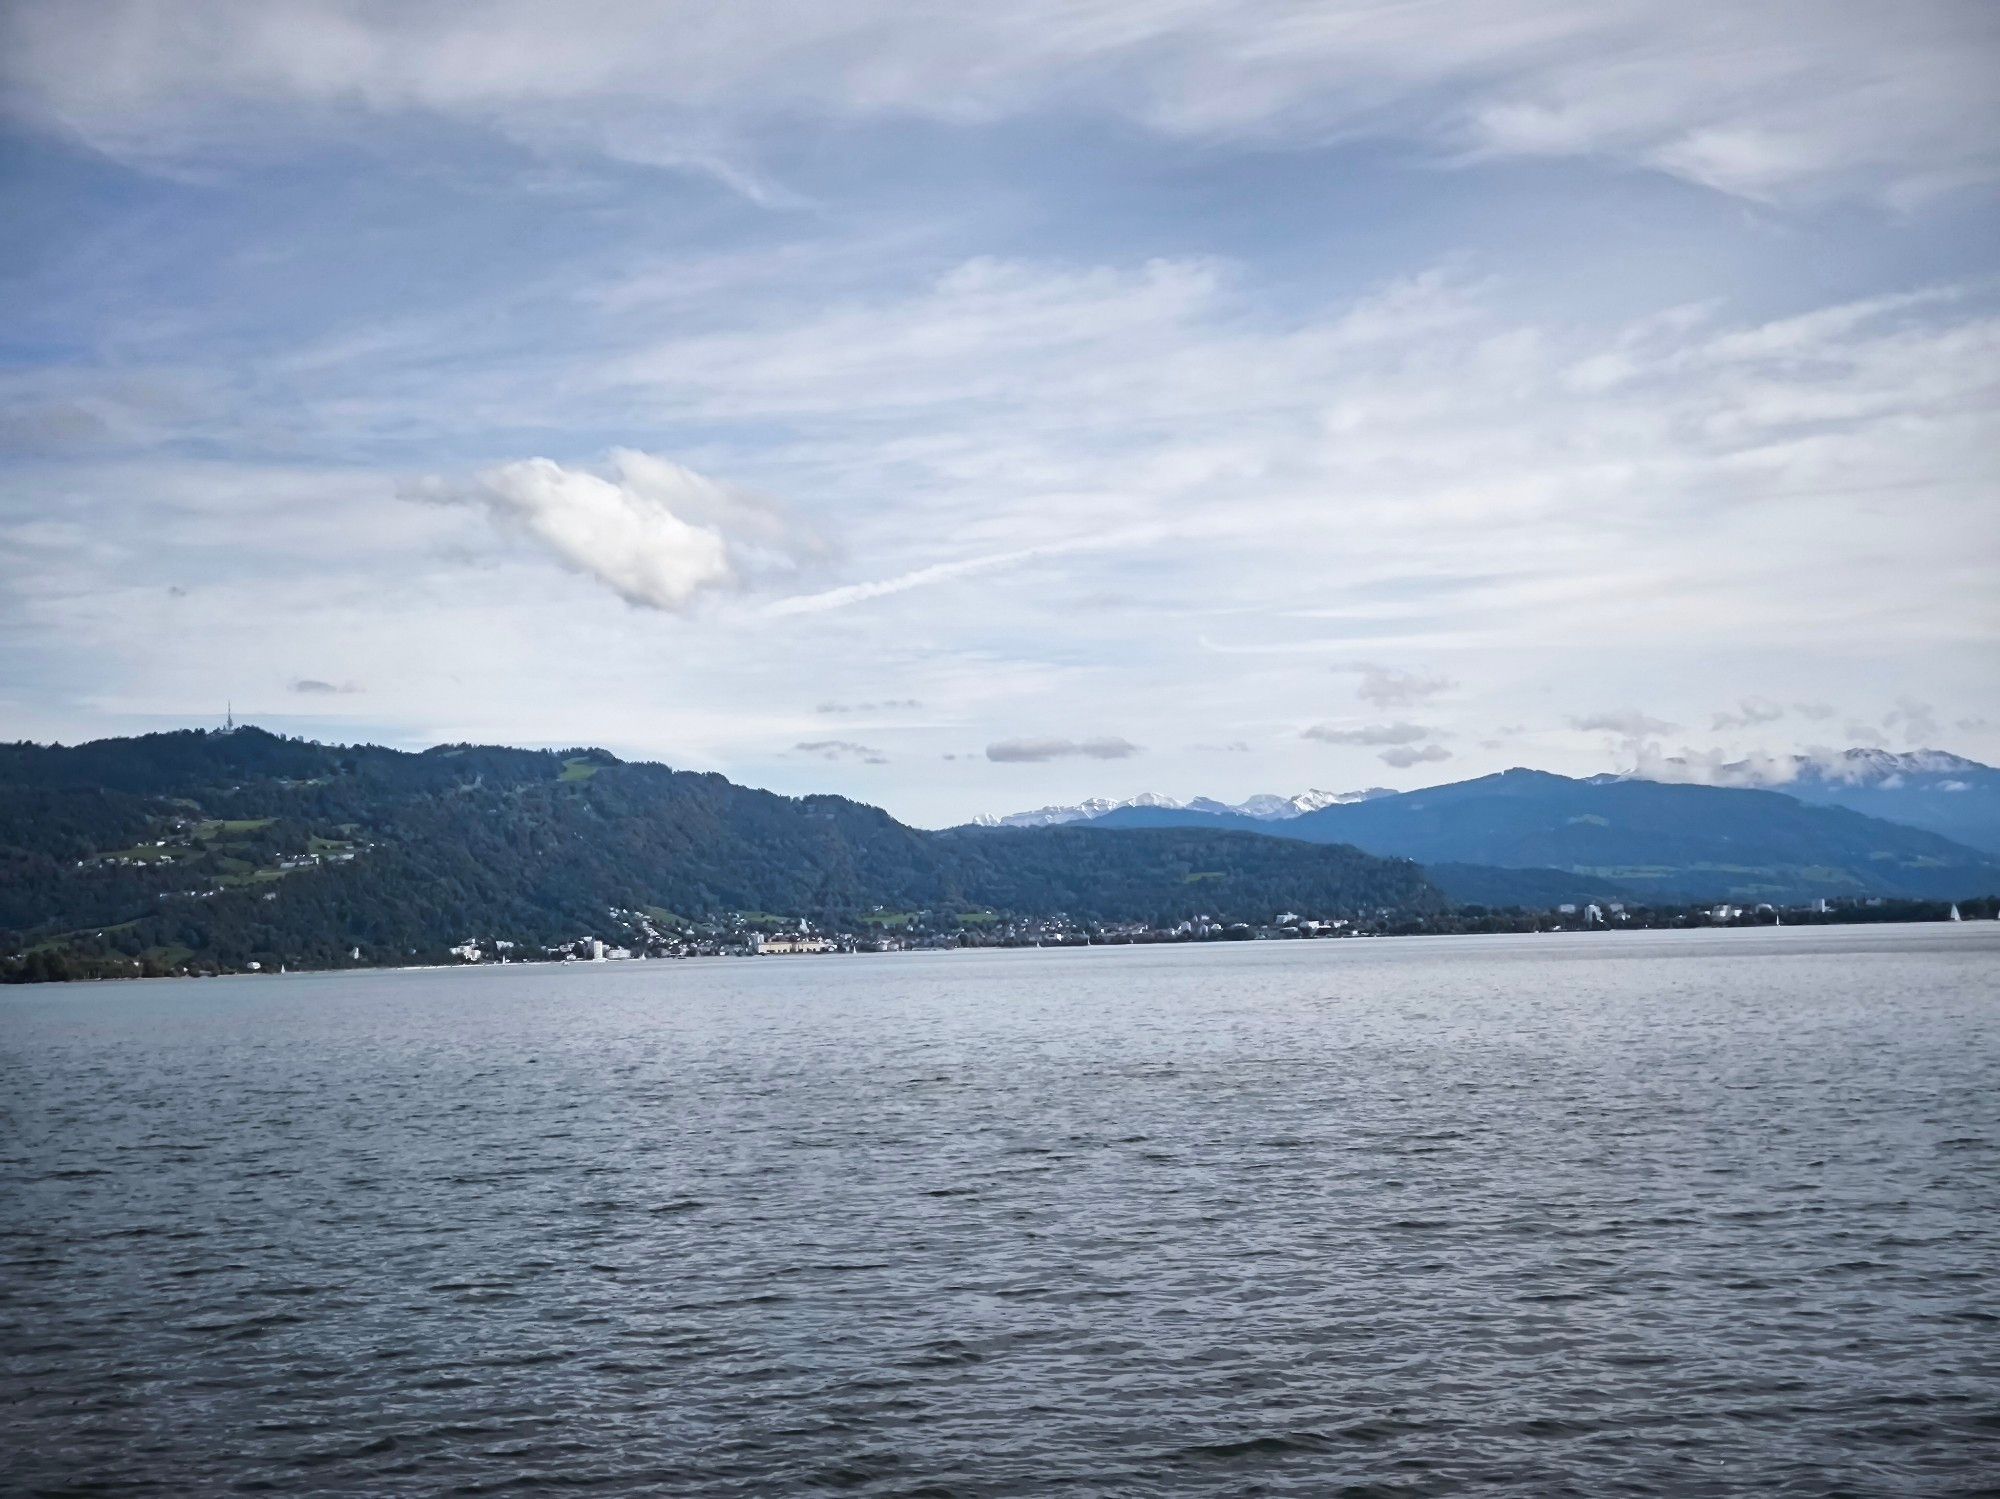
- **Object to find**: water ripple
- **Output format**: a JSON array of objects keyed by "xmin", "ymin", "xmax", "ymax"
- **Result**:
[{"xmin": 2, "ymin": 924, "xmax": 1996, "ymax": 1495}]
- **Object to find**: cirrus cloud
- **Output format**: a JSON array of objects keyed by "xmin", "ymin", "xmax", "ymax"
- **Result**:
[{"xmin": 5, "ymin": 1, "xmax": 1994, "ymax": 203}]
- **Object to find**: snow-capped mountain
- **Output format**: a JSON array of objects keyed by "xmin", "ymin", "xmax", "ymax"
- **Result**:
[
  {"xmin": 971, "ymin": 787, "xmax": 1394, "ymax": 829},
  {"xmin": 1234, "ymin": 788, "xmax": 1395, "ymax": 818},
  {"xmin": 970, "ymin": 792, "xmax": 1184, "ymax": 829},
  {"xmin": 1626, "ymin": 748, "xmax": 2000, "ymax": 855},
  {"xmin": 1794, "ymin": 748, "xmax": 1986, "ymax": 784}
]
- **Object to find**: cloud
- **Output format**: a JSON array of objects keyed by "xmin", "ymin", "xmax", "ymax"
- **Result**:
[
  {"xmin": 6, "ymin": 2, "xmax": 1993, "ymax": 201},
  {"xmin": 6, "ymin": 105, "xmax": 1998, "ymax": 834},
  {"xmin": 290, "ymin": 678, "xmax": 360, "ymax": 695},
  {"xmin": 986, "ymin": 736, "xmax": 1140, "ymax": 763},
  {"xmin": 762, "ymin": 525, "xmax": 1163, "ymax": 618},
  {"xmin": 1711, "ymin": 696, "xmax": 1786, "ymax": 730},
  {"xmin": 1882, "ymin": 695, "xmax": 1941, "ymax": 744},
  {"xmin": 416, "ymin": 449, "xmax": 805, "ymax": 611},
  {"xmin": 1631, "ymin": 746, "xmax": 1800, "ymax": 787},
  {"xmin": 766, "ymin": 546, "xmax": 1042, "ymax": 617},
  {"xmin": 1302, "ymin": 721, "xmax": 1439, "ymax": 746},
  {"xmin": 1794, "ymin": 701, "xmax": 1837, "ymax": 720},
  {"xmin": 816, "ymin": 698, "xmax": 922, "ymax": 714},
  {"xmin": 1342, "ymin": 663, "xmax": 1456, "ymax": 708},
  {"xmin": 1379, "ymin": 744, "xmax": 1453, "ymax": 768},
  {"xmin": 793, "ymin": 739, "xmax": 887, "ymax": 764},
  {"xmin": 1571, "ymin": 710, "xmax": 1679, "ymax": 738},
  {"xmin": 1573, "ymin": 710, "xmax": 1684, "ymax": 769},
  {"xmin": 1844, "ymin": 720, "xmax": 1888, "ymax": 747}
]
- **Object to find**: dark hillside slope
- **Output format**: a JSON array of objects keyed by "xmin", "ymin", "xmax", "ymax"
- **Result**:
[{"xmin": 0, "ymin": 729, "xmax": 1439, "ymax": 975}]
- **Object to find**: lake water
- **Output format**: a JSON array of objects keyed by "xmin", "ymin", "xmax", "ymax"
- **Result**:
[{"xmin": 3, "ymin": 924, "xmax": 1997, "ymax": 1495}]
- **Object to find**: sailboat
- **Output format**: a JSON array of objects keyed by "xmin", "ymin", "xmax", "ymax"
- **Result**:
[{"xmin": 1949, "ymin": 904, "xmax": 1962, "ymax": 922}]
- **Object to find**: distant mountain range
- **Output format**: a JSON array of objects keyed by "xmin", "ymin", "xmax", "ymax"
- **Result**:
[
  {"xmin": 974, "ymin": 786, "xmax": 1394, "ymax": 828},
  {"xmin": 10, "ymin": 732, "xmax": 1994, "ymax": 981},
  {"xmin": 981, "ymin": 749, "xmax": 1999, "ymax": 851},
  {"xmin": 999, "ymin": 754, "xmax": 2000, "ymax": 906}
]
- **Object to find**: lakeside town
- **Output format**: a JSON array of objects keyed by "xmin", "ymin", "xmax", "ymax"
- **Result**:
[
  {"xmin": 13, "ymin": 872, "xmax": 1993, "ymax": 983},
  {"xmin": 433, "ymin": 894, "xmax": 1997, "ymax": 971}
]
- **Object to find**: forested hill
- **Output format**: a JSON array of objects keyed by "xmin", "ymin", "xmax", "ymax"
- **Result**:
[{"xmin": 0, "ymin": 728, "xmax": 1441, "ymax": 978}]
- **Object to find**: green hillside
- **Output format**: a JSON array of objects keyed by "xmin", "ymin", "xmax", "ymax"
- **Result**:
[{"xmin": 0, "ymin": 728, "xmax": 1441, "ymax": 979}]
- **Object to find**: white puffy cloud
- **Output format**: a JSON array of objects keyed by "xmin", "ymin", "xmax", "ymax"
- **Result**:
[
  {"xmin": 1379, "ymin": 744, "xmax": 1453, "ymax": 768},
  {"xmin": 418, "ymin": 450, "xmax": 793, "ymax": 611}
]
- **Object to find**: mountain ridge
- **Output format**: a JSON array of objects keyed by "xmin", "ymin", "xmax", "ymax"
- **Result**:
[
  {"xmin": 1075, "ymin": 764, "xmax": 2000, "ymax": 905},
  {"xmin": 972, "ymin": 785, "xmax": 1394, "ymax": 828},
  {"xmin": 1623, "ymin": 748, "xmax": 2000, "ymax": 854}
]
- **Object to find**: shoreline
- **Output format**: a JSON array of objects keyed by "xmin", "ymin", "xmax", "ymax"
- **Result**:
[{"xmin": 10, "ymin": 913, "xmax": 1994, "ymax": 990}]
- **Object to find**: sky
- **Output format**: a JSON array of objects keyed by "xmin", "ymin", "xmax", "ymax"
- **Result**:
[{"xmin": 1, "ymin": 1, "xmax": 1997, "ymax": 827}]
